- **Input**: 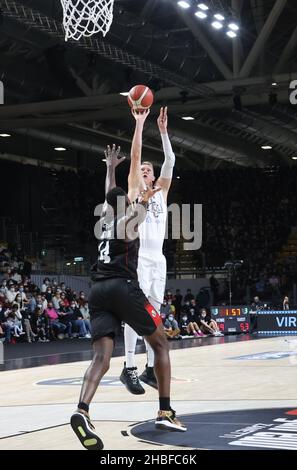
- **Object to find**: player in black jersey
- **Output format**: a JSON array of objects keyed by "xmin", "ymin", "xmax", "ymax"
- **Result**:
[{"xmin": 70, "ymin": 143, "xmax": 186, "ymax": 450}]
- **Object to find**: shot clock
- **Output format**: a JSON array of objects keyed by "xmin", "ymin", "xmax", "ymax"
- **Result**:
[{"xmin": 211, "ymin": 306, "xmax": 250, "ymax": 334}]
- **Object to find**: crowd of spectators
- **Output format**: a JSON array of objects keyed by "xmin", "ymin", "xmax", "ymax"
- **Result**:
[
  {"xmin": 0, "ymin": 261, "xmax": 90, "ymax": 344},
  {"xmin": 160, "ymin": 288, "xmax": 223, "ymax": 339}
]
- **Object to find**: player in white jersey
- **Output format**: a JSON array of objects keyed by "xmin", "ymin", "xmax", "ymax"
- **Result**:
[{"xmin": 120, "ymin": 107, "xmax": 176, "ymax": 394}]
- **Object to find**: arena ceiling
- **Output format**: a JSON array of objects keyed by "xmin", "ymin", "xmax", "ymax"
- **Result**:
[{"xmin": 1, "ymin": 0, "xmax": 297, "ymax": 171}]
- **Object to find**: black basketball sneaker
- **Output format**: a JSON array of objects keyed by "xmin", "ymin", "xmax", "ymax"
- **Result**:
[
  {"xmin": 139, "ymin": 364, "xmax": 158, "ymax": 389},
  {"xmin": 120, "ymin": 362, "xmax": 145, "ymax": 394},
  {"xmin": 70, "ymin": 411, "xmax": 104, "ymax": 450}
]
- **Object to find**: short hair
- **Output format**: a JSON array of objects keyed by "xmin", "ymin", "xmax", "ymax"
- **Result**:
[
  {"xmin": 141, "ymin": 161, "xmax": 154, "ymax": 171},
  {"xmin": 106, "ymin": 187, "xmax": 128, "ymax": 210}
]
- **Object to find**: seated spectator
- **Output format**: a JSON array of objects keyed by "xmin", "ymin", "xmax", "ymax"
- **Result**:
[
  {"xmin": 70, "ymin": 300, "xmax": 91, "ymax": 338},
  {"xmin": 179, "ymin": 313, "xmax": 206, "ymax": 338},
  {"xmin": 0, "ymin": 300, "xmax": 13, "ymax": 343},
  {"xmin": 188, "ymin": 299, "xmax": 199, "ymax": 324},
  {"xmin": 79, "ymin": 301, "xmax": 90, "ymax": 321},
  {"xmin": 45, "ymin": 301, "xmax": 68, "ymax": 338},
  {"xmin": 181, "ymin": 300, "xmax": 191, "ymax": 316},
  {"xmin": 52, "ymin": 291, "xmax": 61, "ymax": 310},
  {"xmin": 26, "ymin": 293, "xmax": 37, "ymax": 315},
  {"xmin": 41, "ymin": 278, "xmax": 51, "ymax": 293},
  {"xmin": 5, "ymin": 304, "xmax": 25, "ymax": 338},
  {"xmin": 6, "ymin": 284, "xmax": 17, "ymax": 304},
  {"xmin": 160, "ymin": 299, "xmax": 171, "ymax": 317},
  {"xmin": 77, "ymin": 291, "xmax": 86, "ymax": 307},
  {"xmin": 17, "ymin": 285, "xmax": 28, "ymax": 303},
  {"xmin": 164, "ymin": 313, "xmax": 181, "ymax": 339},
  {"xmin": 36, "ymin": 294, "xmax": 47, "ymax": 313},
  {"xmin": 15, "ymin": 293, "xmax": 35, "ymax": 343},
  {"xmin": 45, "ymin": 286, "xmax": 53, "ymax": 302},
  {"xmin": 57, "ymin": 300, "xmax": 73, "ymax": 337},
  {"xmin": 197, "ymin": 308, "xmax": 223, "ymax": 336},
  {"xmin": 60, "ymin": 292, "xmax": 70, "ymax": 308},
  {"xmin": 31, "ymin": 307, "xmax": 50, "ymax": 342}
]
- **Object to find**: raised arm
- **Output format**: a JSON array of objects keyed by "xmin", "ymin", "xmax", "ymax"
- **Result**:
[
  {"xmin": 128, "ymin": 109, "xmax": 150, "ymax": 202},
  {"xmin": 104, "ymin": 144, "xmax": 125, "ymax": 196},
  {"xmin": 155, "ymin": 107, "xmax": 175, "ymax": 201}
]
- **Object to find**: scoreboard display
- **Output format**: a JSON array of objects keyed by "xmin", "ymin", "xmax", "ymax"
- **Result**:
[{"xmin": 210, "ymin": 306, "xmax": 250, "ymax": 334}]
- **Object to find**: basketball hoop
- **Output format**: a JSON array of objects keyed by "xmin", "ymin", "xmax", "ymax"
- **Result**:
[{"xmin": 60, "ymin": 0, "xmax": 114, "ymax": 41}]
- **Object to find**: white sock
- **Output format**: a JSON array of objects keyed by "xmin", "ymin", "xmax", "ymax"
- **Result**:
[
  {"xmin": 144, "ymin": 297, "xmax": 161, "ymax": 368},
  {"xmin": 124, "ymin": 324, "xmax": 138, "ymax": 368}
]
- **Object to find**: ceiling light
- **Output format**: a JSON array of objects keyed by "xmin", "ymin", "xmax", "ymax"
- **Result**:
[
  {"xmin": 214, "ymin": 13, "xmax": 225, "ymax": 21},
  {"xmin": 102, "ymin": 158, "xmax": 107, "ymax": 162},
  {"xmin": 119, "ymin": 92, "xmax": 129, "ymax": 96},
  {"xmin": 0, "ymin": 133, "xmax": 11, "ymax": 137},
  {"xmin": 195, "ymin": 11, "xmax": 207, "ymax": 19},
  {"xmin": 177, "ymin": 1, "xmax": 190, "ymax": 8},
  {"xmin": 54, "ymin": 147, "xmax": 66, "ymax": 151},
  {"xmin": 198, "ymin": 3, "xmax": 209, "ymax": 10},
  {"xmin": 176, "ymin": 176, "xmax": 181, "ymax": 179},
  {"xmin": 182, "ymin": 116, "xmax": 195, "ymax": 120},
  {"xmin": 272, "ymin": 82, "xmax": 277, "ymax": 86},
  {"xmin": 292, "ymin": 157, "xmax": 297, "ymax": 160},
  {"xmin": 212, "ymin": 21, "xmax": 223, "ymax": 29},
  {"xmin": 261, "ymin": 145, "xmax": 272, "ymax": 150},
  {"xmin": 228, "ymin": 23, "xmax": 239, "ymax": 31},
  {"xmin": 227, "ymin": 30, "xmax": 237, "ymax": 38}
]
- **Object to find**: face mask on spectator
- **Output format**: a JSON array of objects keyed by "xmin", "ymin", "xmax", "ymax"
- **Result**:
[
  {"xmin": 182, "ymin": 316, "xmax": 188, "ymax": 321},
  {"xmin": 168, "ymin": 315, "xmax": 174, "ymax": 321},
  {"xmin": 71, "ymin": 303, "xmax": 76, "ymax": 308},
  {"xmin": 19, "ymin": 288, "xmax": 24, "ymax": 292},
  {"xmin": 80, "ymin": 294, "xmax": 85, "ymax": 299},
  {"xmin": 10, "ymin": 288, "xmax": 15, "ymax": 292}
]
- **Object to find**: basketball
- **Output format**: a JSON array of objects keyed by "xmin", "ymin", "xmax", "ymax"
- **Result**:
[{"xmin": 127, "ymin": 84, "xmax": 154, "ymax": 110}]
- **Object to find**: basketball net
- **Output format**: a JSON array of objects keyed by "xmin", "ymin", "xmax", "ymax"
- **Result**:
[{"xmin": 60, "ymin": 0, "xmax": 114, "ymax": 41}]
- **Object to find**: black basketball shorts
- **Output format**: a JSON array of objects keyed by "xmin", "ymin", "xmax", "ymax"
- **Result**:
[{"xmin": 89, "ymin": 278, "xmax": 162, "ymax": 343}]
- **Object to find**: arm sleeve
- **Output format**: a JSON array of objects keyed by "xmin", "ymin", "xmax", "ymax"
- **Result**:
[{"xmin": 160, "ymin": 133, "xmax": 175, "ymax": 179}]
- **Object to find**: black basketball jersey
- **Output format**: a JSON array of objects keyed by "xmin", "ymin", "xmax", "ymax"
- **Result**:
[{"xmin": 91, "ymin": 216, "xmax": 140, "ymax": 281}]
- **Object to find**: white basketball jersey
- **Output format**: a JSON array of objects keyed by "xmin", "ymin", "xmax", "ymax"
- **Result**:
[{"xmin": 138, "ymin": 190, "xmax": 167, "ymax": 256}]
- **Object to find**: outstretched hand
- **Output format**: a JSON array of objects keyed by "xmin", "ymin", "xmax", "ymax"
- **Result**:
[
  {"xmin": 138, "ymin": 186, "xmax": 161, "ymax": 204},
  {"xmin": 104, "ymin": 144, "xmax": 125, "ymax": 168},
  {"xmin": 131, "ymin": 108, "xmax": 150, "ymax": 125},
  {"xmin": 157, "ymin": 106, "xmax": 168, "ymax": 134}
]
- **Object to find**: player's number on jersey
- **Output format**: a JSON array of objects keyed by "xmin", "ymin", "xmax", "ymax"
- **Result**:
[{"xmin": 98, "ymin": 240, "xmax": 111, "ymax": 264}]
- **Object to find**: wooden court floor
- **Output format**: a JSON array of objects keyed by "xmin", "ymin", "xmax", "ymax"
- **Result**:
[{"xmin": 1, "ymin": 336, "xmax": 297, "ymax": 450}]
